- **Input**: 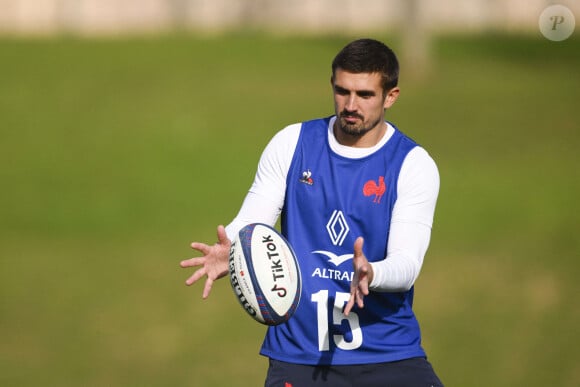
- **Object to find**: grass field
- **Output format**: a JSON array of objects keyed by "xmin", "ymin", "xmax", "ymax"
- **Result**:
[{"xmin": 0, "ymin": 33, "xmax": 579, "ymax": 386}]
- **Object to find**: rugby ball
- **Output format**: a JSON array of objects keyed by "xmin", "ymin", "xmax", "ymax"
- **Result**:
[{"xmin": 229, "ymin": 223, "xmax": 301, "ymax": 326}]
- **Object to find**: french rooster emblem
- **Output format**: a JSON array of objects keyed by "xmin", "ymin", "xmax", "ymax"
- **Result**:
[{"xmin": 363, "ymin": 176, "xmax": 386, "ymax": 203}]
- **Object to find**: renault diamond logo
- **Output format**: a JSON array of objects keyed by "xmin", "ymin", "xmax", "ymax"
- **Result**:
[{"xmin": 326, "ymin": 210, "xmax": 349, "ymax": 246}]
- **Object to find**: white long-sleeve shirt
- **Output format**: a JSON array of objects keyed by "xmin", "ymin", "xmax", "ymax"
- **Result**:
[{"xmin": 226, "ymin": 116, "xmax": 439, "ymax": 292}]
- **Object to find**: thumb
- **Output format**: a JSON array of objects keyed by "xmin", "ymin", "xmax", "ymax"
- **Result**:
[
  {"xmin": 216, "ymin": 225, "xmax": 230, "ymax": 245},
  {"xmin": 354, "ymin": 237, "xmax": 364, "ymax": 259}
]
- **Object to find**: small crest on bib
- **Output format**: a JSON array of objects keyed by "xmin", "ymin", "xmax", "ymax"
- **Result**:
[{"xmin": 299, "ymin": 169, "xmax": 314, "ymax": 185}]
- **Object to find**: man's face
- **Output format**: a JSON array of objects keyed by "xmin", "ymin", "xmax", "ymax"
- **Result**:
[{"xmin": 331, "ymin": 69, "xmax": 398, "ymax": 144}]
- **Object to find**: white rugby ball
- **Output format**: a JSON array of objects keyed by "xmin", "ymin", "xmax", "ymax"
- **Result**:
[{"xmin": 229, "ymin": 223, "xmax": 301, "ymax": 326}]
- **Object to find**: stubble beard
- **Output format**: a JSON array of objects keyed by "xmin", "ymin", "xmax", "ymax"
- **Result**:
[{"xmin": 337, "ymin": 112, "xmax": 383, "ymax": 138}]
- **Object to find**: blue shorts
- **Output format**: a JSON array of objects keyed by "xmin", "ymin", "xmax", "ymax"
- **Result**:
[{"xmin": 264, "ymin": 357, "xmax": 443, "ymax": 387}]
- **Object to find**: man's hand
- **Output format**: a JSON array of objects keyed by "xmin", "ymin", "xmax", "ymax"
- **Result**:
[
  {"xmin": 344, "ymin": 237, "xmax": 374, "ymax": 316},
  {"xmin": 180, "ymin": 225, "xmax": 231, "ymax": 299}
]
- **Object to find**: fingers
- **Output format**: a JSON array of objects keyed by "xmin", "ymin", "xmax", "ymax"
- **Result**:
[
  {"xmin": 353, "ymin": 236, "xmax": 364, "ymax": 258},
  {"xmin": 190, "ymin": 241, "xmax": 210, "ymax": 255},
  {"xmin": 181, "ymin": 227, "xmax": 231, "ymax": 299},
  {"xmin": 185, "ymin": 267, "xmax": 207, "ymax": 286},
  {"xmin": 357, "ymin": 266, "xmax": 370, "ymax": 297},
  {"xmin": 202, "ymin": 277, "xmax": 214, "ymax": 299},
  {"xmin": 216, "ymin": 225, "xmax": 230, "ymax": 246},
  {"xmin": 344, "ymin": 294, "xmax": 355, "ymax": 316},
  {"xmin": 344, "ymin": 236, "xmax": 369, "ymax": 316},
  {"xmin": 356, "ymin": 287, "xmax": 365, "ymax": 307},
  {"xmin": 184, "ymin": 269, "xmax": 214, "ymax": 299},
  {"xmin": 189, "ymin": 226, "xmax": 230, "ymax": 257},
  {"xmin": 352, "ymin": 236, "xmax": 370, "ymax": 296},
  {"xmin": 344, "ymin": 288, "xmax": 365, "ymax": 316},
  {"xmin": 180, "ymin": 257, "xmax": 204, "ymax": 268}
]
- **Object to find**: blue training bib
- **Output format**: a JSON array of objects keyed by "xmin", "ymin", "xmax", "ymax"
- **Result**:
[{"xmin": 260, "ymin": 116, "xmax": 426, "ymax": 365}]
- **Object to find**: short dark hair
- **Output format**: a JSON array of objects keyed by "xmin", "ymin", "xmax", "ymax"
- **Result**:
[{"xmin": 331, "ymin": 38, "xmax": 399, "ymax": 92}]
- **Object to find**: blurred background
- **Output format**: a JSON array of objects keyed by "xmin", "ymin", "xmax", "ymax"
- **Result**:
[
  {"xmin": 0, "ymin": 1, "xmax": 578, "ymax": 386},
  {"xmin": 1, "ymin": 0, "xmax": 578, "ymax": 35}
]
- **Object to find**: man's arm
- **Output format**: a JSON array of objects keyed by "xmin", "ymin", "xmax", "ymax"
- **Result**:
[
  {"xmin": 370, "ymin": 146, "xmax": 440, "ymax": 292},
  {"xmin": 345, "ymin": 147, "xmax": 439, "ymax": 314},
  {"xmin": 181, "ymin": 124, "xmax": 300, "ymax": 299},
  {"xmin": 225, "ymin": 123, "xmax": 301, "ymax": 240}
]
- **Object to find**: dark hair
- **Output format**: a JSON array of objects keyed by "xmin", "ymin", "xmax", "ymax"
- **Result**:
[{"xmin": 331, "ymin": 38, "xmax": 399, "ymax": 92}]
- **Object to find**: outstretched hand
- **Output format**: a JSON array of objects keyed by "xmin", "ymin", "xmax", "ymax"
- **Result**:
[
  {"xmin": 180, "ymin": 225, "xmax": 231, "ymax": 299},
  {"xmin": 344, "ymin": 236, "xmax": 374, "ymax": 316}
]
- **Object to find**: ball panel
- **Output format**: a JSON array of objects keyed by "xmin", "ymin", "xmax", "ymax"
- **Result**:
[
  {"xmin": 250, "ymin": 224, "xmax": 300, "ymax": 317},
  {"xmin": 228, "ymin": 237, "xmax": 265, "ymax": 323},
  {"xmin": 228, "ymin": 223, "xmax": 301, "ymax": 326}
]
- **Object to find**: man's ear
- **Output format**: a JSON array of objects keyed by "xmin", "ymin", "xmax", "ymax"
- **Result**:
[{"xmin": 383, "ymin": 87, "xmax": 400, "ymax": 109}]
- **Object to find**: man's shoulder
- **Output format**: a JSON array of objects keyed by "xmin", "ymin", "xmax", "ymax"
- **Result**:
[
  {"xmin": 281, "ymin": 116, "xmax": 332, "ymax": 143},
  {"xmin": 301, "ymin": 115, "xmax": 334, "ymax": 127},
  {"xmin": 273, "ymin": 122, "xmax": 302, "ymax": 144}
]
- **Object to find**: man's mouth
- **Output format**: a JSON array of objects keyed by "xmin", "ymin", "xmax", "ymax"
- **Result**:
[{"xmin": 341, "ymin": 113, "xmax": 363, "ymax": 123}]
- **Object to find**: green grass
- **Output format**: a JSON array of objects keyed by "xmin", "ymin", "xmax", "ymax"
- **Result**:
[{"xmin": 0, "ymin": 33, "xmax": 579, "ymax": 386}]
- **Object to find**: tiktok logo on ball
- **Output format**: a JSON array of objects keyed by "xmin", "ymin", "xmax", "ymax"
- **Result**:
[{"xmin": 539, "ymin": 5, "xmax": 575, "ymax": 41}]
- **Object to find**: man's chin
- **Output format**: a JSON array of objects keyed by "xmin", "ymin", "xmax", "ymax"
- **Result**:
[{"xmin": 338, "ymin": 122, "xmax": 368, "ymax": 137}]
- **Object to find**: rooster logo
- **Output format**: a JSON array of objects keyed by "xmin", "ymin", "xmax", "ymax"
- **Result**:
[
  {"xmin": 363, "ymin": 176, "xmax": 386, "ymax": 203},
  {"xmin": 300, "ymin": 169, "xmax": 314, "ymax": 185}
]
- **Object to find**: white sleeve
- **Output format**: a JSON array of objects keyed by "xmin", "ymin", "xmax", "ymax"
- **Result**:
[
  {"xmin": 369, "ymin": 146, "xmax": 440, "ymax": 292},
  {"xmin": 224, "ymin": 123, "xmax": 301, "ymax": 241}
]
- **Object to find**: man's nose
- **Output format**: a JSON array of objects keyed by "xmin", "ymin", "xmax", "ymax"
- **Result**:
[{"xmin": 345, "ymin": 94, "xmax": 358, "ymax": 111}]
